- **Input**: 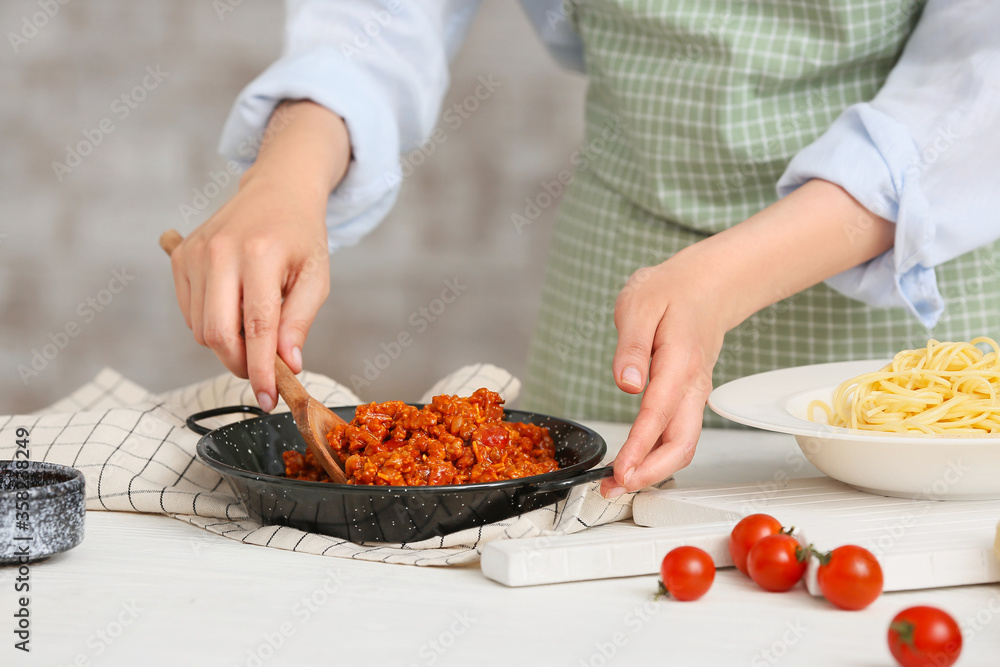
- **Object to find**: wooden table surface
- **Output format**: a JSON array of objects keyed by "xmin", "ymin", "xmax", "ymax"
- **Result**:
[{"xmin": 3, "ymin": 425, "xmax": 997, "ymax": 666}]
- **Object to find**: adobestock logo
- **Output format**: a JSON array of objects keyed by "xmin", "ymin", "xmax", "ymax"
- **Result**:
[
  {"xmin": 18, "ymin": 268, "xmax": 135, "ymax": 385},
  {"xmin": 51, "ymin": 65, "xmax": 170, "ymax": 182},
  {"xmin": 7, "ymin": 0, "xmax": 72, "ymax": 54},
  {"xmin": 350, "ymin": 277, "xmax": 467, "ymax": 394}
]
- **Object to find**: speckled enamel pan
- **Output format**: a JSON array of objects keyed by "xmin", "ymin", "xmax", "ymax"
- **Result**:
[{"xmin": 188, "ymin": 405, "xmax": 612, "ymax": 543}]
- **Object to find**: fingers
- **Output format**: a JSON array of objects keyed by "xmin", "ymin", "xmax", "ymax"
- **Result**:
[
  {"xmin": 612, "ymin": 268, "xmax": 662, "ymax": 393},
  {"xmin": 624, "ymin": 387, "xmax": 705, "ymax": 489},
  {"xmin": 601, "ymin": 378, "xmax": 708, "ymax": 498},
  {"xmin": 612, "ymin": 340, "xmax": 691, "ymax": 481},
  {"xmin": 170, "ymin": 224, "xmax": 329, "ymax": 413},
  {"xmin": 169, "ymin": 244, "xmax": 193, "ymax": 330},
  {"xmin": 276, "ymin": 247, "xmax": 329, "ymax": 374},
  {"xmin": 600, "ymin": 475, "xmax": 623, "ymax": 498},
  {"xmin": 201, "ymin": 243, "xmax": 247, "ymax": 379},
  {"xmin": 187, "ymin": 249, "xmax": 208, "ymax": 350},
  {"xmin": 241, "ymin": 245, "xmax": 283, "ymax": 413}
]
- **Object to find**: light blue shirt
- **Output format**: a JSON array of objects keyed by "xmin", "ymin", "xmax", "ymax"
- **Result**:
[{"xmin": 219, "ymin": 0, "xmax": 1000, "ymax": 329}]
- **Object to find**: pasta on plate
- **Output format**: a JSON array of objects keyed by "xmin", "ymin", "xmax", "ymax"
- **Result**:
[{"xmin": 808, "ymin": 338, "xmax": 1000, "ymax": 435}]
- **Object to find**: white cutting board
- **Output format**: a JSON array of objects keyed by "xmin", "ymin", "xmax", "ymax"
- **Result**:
[{"xmin": 481, "ymin": 476, "xmax": 1000, "ymax": 591}]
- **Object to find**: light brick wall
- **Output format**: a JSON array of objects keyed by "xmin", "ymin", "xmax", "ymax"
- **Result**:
[{"xmin": 0, "ymin": 1, "xmax": 586, "ymax": 412}]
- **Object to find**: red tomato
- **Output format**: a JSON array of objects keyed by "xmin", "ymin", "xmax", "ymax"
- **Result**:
[
  {"xmin": 746, "ymin": 533, "xmax": 807, "ymax": 592},
  {"xmin": 887, "ymin": 606, "xmax": 962, "ymax": 667},
  {"xmin": 815, "ymin": 545, "xmax": 883, "ymax": 610},
  {"xmin": 659, "ymin": 546, "xmax": 715, "ymax": 601},
  {"xmin": 729, "ymin": 514, "xmax": 783, "ymax": 576}
]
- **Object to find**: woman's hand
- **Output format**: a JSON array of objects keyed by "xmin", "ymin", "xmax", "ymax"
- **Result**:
[
  {"xmin": 169, "ymin": 101, "xmax": 351, "ymax": 412},
  {"xmin": 602, "ymin": 179, "xmax": 896, "ymax": 498},
  {"xmin": 602, "ymin": 247, "xmax": 729, "ymax": 498}
]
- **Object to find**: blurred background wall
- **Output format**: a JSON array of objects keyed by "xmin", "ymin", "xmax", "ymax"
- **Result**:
[{"xmin": 0, "ymin": 1, "xmax": 587, "ymax": 413}]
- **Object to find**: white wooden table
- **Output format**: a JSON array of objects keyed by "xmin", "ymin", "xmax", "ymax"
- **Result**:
[{"xmin": 4, "ymin": 425, "xmax": 998, "ymax": 666}]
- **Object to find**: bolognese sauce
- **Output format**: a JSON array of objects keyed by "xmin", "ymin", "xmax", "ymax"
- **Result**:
[{"xmin": 282, "ymin": 388, "xmax": 559, "ymax": 485}]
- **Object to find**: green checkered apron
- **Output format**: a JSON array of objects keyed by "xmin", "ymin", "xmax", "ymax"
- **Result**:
[{"xmin": 523, "ymin": 0, "xmax": 1000, "ymax": 427}]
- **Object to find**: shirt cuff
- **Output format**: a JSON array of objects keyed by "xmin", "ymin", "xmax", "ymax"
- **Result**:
[
  {"xmin": 217, "ymin": 47, "xmax": 403, "ymax": 253},
  {"xmin": 776, "ymin": 103, "xmax": 942, "ymax": 329}
]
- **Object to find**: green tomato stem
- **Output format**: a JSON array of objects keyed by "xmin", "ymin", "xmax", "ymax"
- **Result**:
[
  {"xmin": 808, "ymin": 545, "xmax": 831, "ymax": 566},
  {"xmin": 890, "ymin": 620, "xmax": 917, "ymax": 647}
]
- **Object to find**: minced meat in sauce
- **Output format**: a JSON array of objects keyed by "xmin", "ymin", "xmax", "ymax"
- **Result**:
[{"xmin": 282, "ymin": 388, "xmax": 558, "ymax": 485}]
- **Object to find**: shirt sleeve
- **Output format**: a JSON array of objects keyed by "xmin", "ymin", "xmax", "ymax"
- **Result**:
[
  {"xmin": 776, "ymin": 0, "xmax": 1000, "ymax": 329},
  {"xmin": 218, "ymin": 0, "xmax": 482, "ymax": 252},
  {"xmin": 517, "ymin": 1, "xmax": 586, "ymax": 73}
]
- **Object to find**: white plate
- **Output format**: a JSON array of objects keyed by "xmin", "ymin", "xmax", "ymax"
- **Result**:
[{"xmin": 708, "ymin": 360, "xmax": 1000, "ymax": 500}]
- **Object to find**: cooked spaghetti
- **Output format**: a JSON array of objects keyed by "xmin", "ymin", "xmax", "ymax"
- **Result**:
[{"xmin": 808, "ymin": 338, "xmax": 1000, "ymax": 434}]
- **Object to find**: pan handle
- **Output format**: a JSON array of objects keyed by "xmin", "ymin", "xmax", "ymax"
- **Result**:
[
  {"xmin": 527, "ymin": 465, "xmax": 615, "ymax": 493},
  {"xmin": 186, "ymin": 405, "xmax": 268, "ymax": 435}
]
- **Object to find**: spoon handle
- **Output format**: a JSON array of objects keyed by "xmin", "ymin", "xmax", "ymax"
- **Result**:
[
  {"xmin": 159, "ymin": 229, "xmax": 183, "ymax": 255},
  {"xmin": 274, "ymin": 355, "xmax": 312, "ymax": 412}
]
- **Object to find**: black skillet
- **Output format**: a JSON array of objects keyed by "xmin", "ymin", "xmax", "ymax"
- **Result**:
[{"xmin": 187, "ymin": 405, "xmax": 614, "ymax": 543}]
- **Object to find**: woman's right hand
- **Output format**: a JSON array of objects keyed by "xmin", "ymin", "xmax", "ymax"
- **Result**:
[
  {"xmin": 169, "ymin": 101, "xmax": 351, "ymax": 413},
  {"xmin": 600, "ymin": 179, "xmax": 895, "ymax": 498}
]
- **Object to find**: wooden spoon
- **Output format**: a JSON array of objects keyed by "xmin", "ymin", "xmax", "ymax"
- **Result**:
[{"xmin": 159, "ymin": 229, "xmax": 350, "ymax": 484}]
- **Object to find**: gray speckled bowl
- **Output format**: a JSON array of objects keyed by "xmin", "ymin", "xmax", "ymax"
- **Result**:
[{"xmin": 0, "ymin": 461, "xmax": 85, "ymax": 564}]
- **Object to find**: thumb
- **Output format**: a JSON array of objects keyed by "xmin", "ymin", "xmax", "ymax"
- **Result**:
[
  {"xmin": 612, "ymin": 301, "xmax": 659, "ymax": 395},
  {"xmin": 277, "ymin": 266, "xmax": 329, "ymax": 374}
]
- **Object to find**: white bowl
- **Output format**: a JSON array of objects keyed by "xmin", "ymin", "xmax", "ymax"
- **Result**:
[{"xmin": 709, "ymin": 360, "xmax": 1000, "ymax": 500}]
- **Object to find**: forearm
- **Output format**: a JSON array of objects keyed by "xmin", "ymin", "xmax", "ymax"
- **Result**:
[
  {"xmin": 683, "ymin": 179, "xmax": 895, "ymax": 331},
  {"xmin": 240, "ymin": 100, "xmax": 352, "ymax": 203}
]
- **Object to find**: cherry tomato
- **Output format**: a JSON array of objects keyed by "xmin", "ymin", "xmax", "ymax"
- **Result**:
[
  {"xmin": 814, "ymin": 545, "xmax": 883, "ymax": 610},
  {"xmin": 887, "ymin": 606, "xmax": 962, "ymax": 667},
  {"xmin": 746, "ymin": 533, "xmax": 807, "ymax": 592},
  {"xmin": 729, "ymin": 514, "xmax": 783, "ymax": 576},
  {"xmin": 658, "ymin": 546, "xmax": 715, "ymax": 601}
]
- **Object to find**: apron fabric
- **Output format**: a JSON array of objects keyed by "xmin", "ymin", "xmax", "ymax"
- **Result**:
[{"xmin": 523, "ymin": 0, "xmax": 1000, "ymax": 427}]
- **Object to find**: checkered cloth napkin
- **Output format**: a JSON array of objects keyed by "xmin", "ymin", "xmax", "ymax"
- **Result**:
[{"xmin": 0, "ymin": 366, "xmax": 632, "ymax": 566}]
